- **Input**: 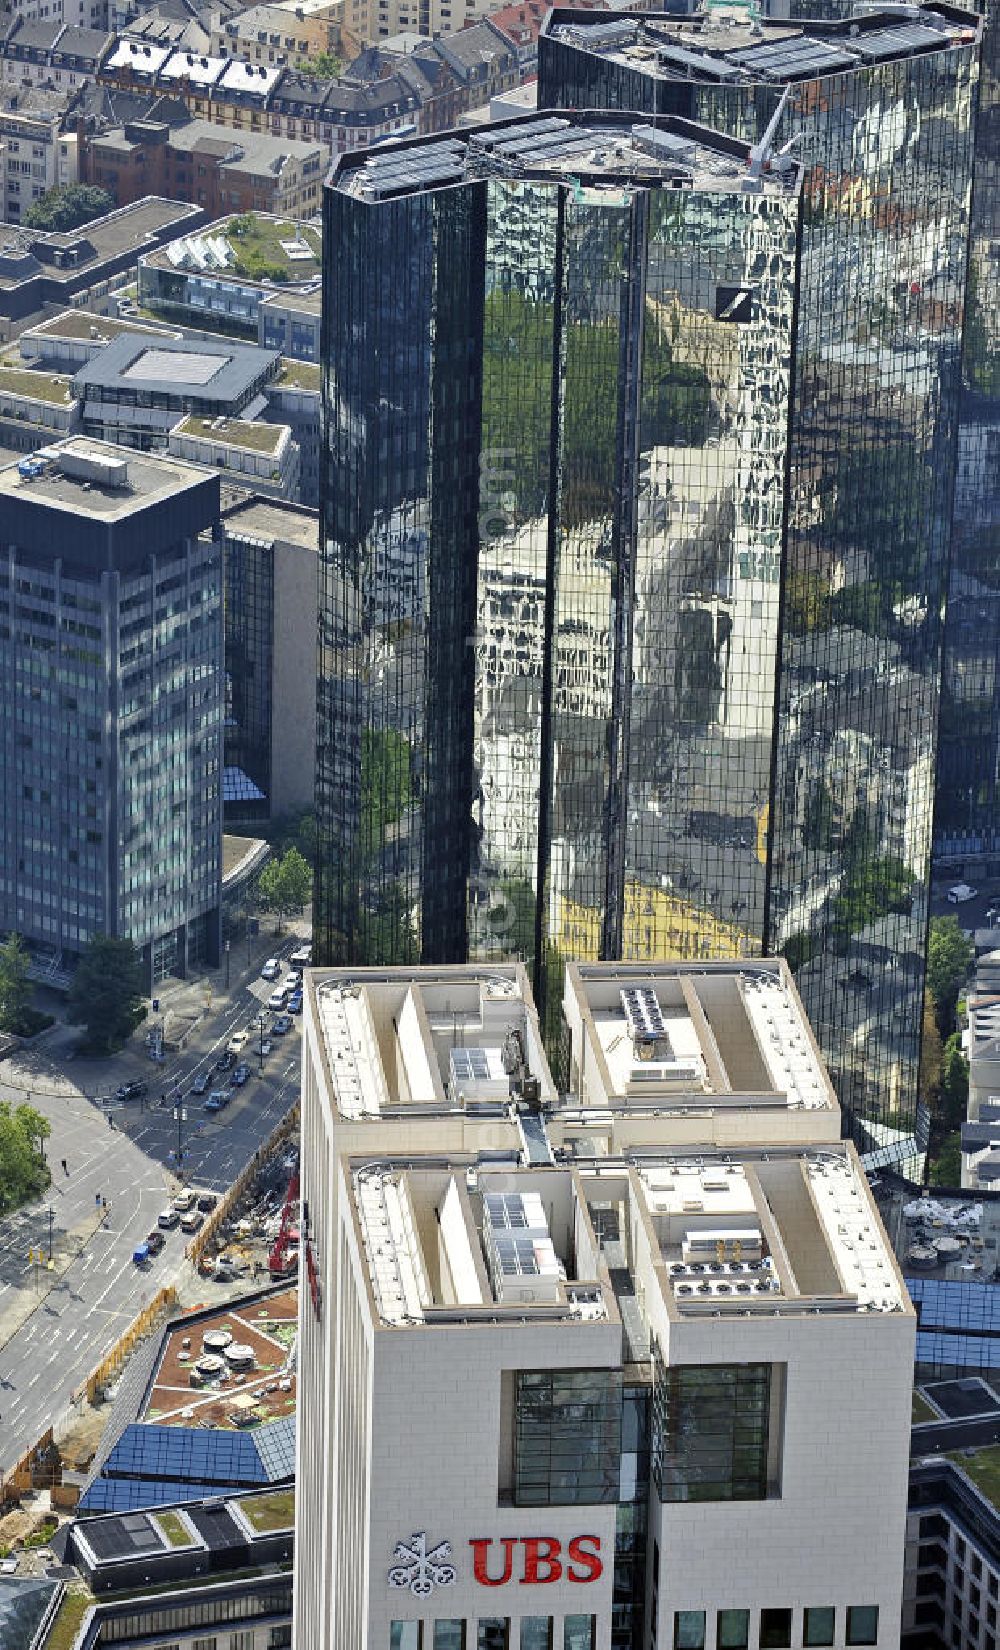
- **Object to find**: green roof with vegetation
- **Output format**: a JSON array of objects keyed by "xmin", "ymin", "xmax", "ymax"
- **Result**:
[
  {"xmin": 0, "ymin": 366, "xmax": 74, "ymax": 404},
  {"xmin": 948, "ymin": 1446, "xmax": 1000, "ymax": 1509},
  {"xmin": 224, "ymin": 214, "xmax": 321, "ymax": 284},
  {"xmin": 42, "ymin": 1584, "xmax": 94, "ymax": 1650},
  {"xmin": 175, "ymin": 415, "xmax": 284, "ymax": 454},
  {"xmin": 276, "ymin": 358, "xmax": 320, "ymax": 392},
  {"xmin": 153, "ymin": 1509, "xmax": 192, "ymax": 1548},
  {"xmin": 236, "ymin": 1488, "xmax": 295, "ymax": 1533}
]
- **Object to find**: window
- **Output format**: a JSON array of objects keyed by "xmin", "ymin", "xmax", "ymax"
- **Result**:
[
  {"xmin": 803, "ymin": 1609, "xmax": 835, "ymax": 1647},
  {"xmin": 434, "ymin": 1627, "xmax": 465, "ymax": 1650},
  {"xmin": 563, "ymin": 1621, "xmax": 594, "ymax": 1650},
  {"xmin": 759, "ymin": 1611, "xmax": 792, "ymax": 1649},
  {"xmin": 717, "ymin": 1611, "xmax": 749, "ymax": 1649},
  {"xmin": 846, "ymin": 1607, "xmax": 879, "ymax": 1646},
  {"xmin": 478, "ymin": 1624, "xmax": 509, "ymax": 1650},
  {"xmin": 513, "ymin": 1369, "xmax": 622, "ymax": 1505},
  {"xmin": 673, "ymin": 1612, "xmax": 705, "ymax": 1650},
  {"xmin": 520, "ymin": 1623, "xmax": 551, "ymax": 1650},
  {"xmin": 391, "ymin": 1627, "xmax": 422, "ymax": 1650},
  {"xmin": 654, "ymin": 1362, "xmax": 777, "ymax": 1502}
]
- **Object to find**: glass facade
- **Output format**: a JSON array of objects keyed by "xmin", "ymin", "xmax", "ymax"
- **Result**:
[
  {"xmin": 0, "ymin": 506, "xmax": 222, "ymax": 981},
  {"xmin": 513, "ymin": 1367, "xmax": 622, "ymax": 1506},
  {"xmin": 537, "ymin": 9, "xmax": 980, "ymax": 1149},
  {"xmin": 224, "ymin": 523, "xmax": 275, "ymax": 818},
  {"xmin": 318, "ymin": 114, "xmax": 800, "ymax": 1043},
  {"xmin": 652, "ymin": 1359, "xmax": 773, "ymax": 1502}
]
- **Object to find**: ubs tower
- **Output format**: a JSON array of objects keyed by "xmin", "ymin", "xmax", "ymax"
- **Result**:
[
  {"xmin": 318, "ymin": 2, "xmax": 980, "ymax": 1153},
  {"xmin": 534, "ymin": 2, "xmax": 980, "ymax": 1152}
]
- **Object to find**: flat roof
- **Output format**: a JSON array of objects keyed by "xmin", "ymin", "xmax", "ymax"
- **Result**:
[
  {"xmin": 564, "ymin": 960, "xmax": 838, "ymax": 1114},
  {"xmin": 220, "ymin": 495, "xmax": 318, "ymax": 551},
  {"xmin": 311, "ymin": 964, "xmax": 557, "ymax": 1122},
  {"xmin": 173, "ymin": 414, "xmax": 285, "ymax": 454},
  {"xmin": 140, "ymin": 1286, "xmax": 297, "ymax": 1430},
  {"xmin": 542, "ymin": 2, "xmax": 981, "ymax": 85},
  {"xmin": 22, "ymin": 309, "xmax": 178, "ymax": 343},
  {"xmin": 330, "ymin": 109, "xmax": 802, "ymax": 200},
  {"xmin": 0, "ymin": 197, "xmax": 201, "ymax": 291},
  {"xmin": 73, "ymin": 332, "xmax": 279, "ymax": 399},
  {"xmin": 0, "ymin": 437, "xmax": 212, "ymax": 522}
]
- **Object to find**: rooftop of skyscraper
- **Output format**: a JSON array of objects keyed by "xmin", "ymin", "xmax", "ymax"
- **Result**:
[
  {"xmin": 540, "ymin": 1, "xmax": 981, "ymax": 84},
  {"xmin": 329, "ymin": 108, "xmax": 803, "ymax": 200},
  {"xmin": 0, "ymin": 436, "xmax": 212, "ymax": 522}
]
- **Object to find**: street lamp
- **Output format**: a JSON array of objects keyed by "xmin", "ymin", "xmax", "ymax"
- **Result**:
[
  {"xmin": 224, "ymin": 939, "xmax": 231, "ymax": 991},
  {"xmin": 173, "ymin": 1104, "xmax": 187, "ymax": 1176},
  {"xmin": 258, "ymin": 1011, "xmax": 267, "ymax": 1074},
  {"xmin": 47, "ymin": 1206, "xmax": 53, "ymax": 1262}
]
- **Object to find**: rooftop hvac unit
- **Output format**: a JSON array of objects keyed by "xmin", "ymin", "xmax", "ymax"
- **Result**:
[
  {"xmin": 58, "ymin": 447, "xmax": 128, "ymax": 489},
  {"xmin": 627, "ymin": 1061, "xmax": 702, "ymax": 1086},
  {"xmin": 483, "ymin": 1189, "xmax": 560, "ymax": 1305},
  {"xmin": 681, "ymin": 1227, "xmax": 762, "ymax": 1264}
]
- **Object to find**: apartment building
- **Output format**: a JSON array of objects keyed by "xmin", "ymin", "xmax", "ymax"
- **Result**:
[{"xmin": 296, "ymin": 959, "xmax": 914, "ymax": 1650}]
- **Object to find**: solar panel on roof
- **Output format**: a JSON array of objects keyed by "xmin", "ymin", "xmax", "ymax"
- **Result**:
[{"xmin": 852, "ymin": 22, "xmax": 943, "ymax": 59}]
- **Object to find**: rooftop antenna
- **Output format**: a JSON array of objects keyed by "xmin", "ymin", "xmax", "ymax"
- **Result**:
[{"xmin": 744, "ymin": 83, "xmax": 793, "ymax": 191}]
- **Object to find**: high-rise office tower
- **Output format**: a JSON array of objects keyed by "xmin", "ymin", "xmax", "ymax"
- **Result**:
[
  {"xmin": 535, "ymin": 5, "xmax": 981, "ymax": 1153},
  {"xmin": 0, "ymin": 438, "xmax": 223, "ymax": 986},
  {"xmin": 318, "ymin": 110, "xmax": 801, "ymax": 994},
  {"xmin": 317, "ymin": 5, "xmax": 981, "ymax": 1155},
  {"xmin": 295, "ymin": 959, "xmax": 913, "ymax": 1650}
]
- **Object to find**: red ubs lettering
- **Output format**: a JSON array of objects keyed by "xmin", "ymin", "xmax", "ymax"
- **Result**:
[{"xmin": 469, "ymin": 1537, "xmax": 603, "ymax": 1585}]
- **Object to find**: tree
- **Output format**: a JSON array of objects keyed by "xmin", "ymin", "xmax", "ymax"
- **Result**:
[
  {"xmin": 929, "ymin": 1130, "xmax": 962, "ymax": 1188},
  {"xmin": 939, "ymin": 1032, "xmax": 970, "ymax": 1132},
  {"xmin": 295, "ymin": 50, "xmax": 342, "ymax": 77},
  {"xmin": 25, "ymin": 184, "xmax": 114, "ymax": 233},
  {"xmin": 0, "ymin": 1100, "xmax": 50, "ymax": 1213},
  {"xmin": 927, "ymin": 914, "xmax": 974, "ymax": 1035},
  {"xmin": 0, "ymin": 933, "xmax": 32, "ymax": 1033},
  {"xmin": 67, "ymin": 935, "xmax": 146, "ymax": 1055},
  {"xmin": 919, "ymin": 990, "xmax": 943, "ymax": 1114},
  {"xmin": 259, "ymin": 847, "xmax": 314, "ymax": 933}
]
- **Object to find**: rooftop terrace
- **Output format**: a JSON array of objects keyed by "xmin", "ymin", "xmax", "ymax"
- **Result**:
[{"xmin": 140, "ymin": 1287, "xmax": 297, "ymax": 1430}]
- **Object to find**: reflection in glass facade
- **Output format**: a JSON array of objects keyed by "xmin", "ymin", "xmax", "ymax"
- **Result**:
[
  {"xmin": 538, "ymin": 5, "xmax": 980, "ymax": 1150},
  {"xmin": 513, "ymin": 1367, "xmax": 623, "ymax": 1505},
  {"xmin": 652, "ymin": 1359, "xmax": 774, "ymax": 1503},
  {"xmin": 318, "ymin": 112, "xmax": 800, "ymax": 1037}
]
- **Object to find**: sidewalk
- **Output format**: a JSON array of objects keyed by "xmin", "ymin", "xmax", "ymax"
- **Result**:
[{"xmin": 0, "ymin": 913, "xmax": 311, "ymax": 1103}]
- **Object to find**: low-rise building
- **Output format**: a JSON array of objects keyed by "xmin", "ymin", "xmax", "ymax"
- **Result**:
[
  {"xmin": 168, "ymin": 411, "xmax": 300, "ymax": 500},
  {"xmin": 258, "ymin": 284, "xmax": 320, "ymax": 361},
  {"xmin": 219, "ymin": 492, "xmax": 318, "ymax": 823},
  {"xmin": 72, "ymin": 329, "xmax": 280, "ymax": 447},
  {"xmin": 1, "ymin": 19, "xmax": 115, "ymax": 88},
  {"xmin": 211, "ymin": 0, "xmax": 344, "ymax": 65},
  {"xmin": 0, "ymin": 193, "xmax": 203, "ymax": 333},
  {"xmin": 81, "ymin": 114, "xmax": 324, "ymax": 216},
  {"xmin": 296, "ymin": 959, "xmax": 914, "ymax": 1650},
  {"xmin": 17, "ymin": 305, "xmax": 179, "ymax": 368},
  {"xmin": 137, "ymin": 212, "xmax": 321, "ymax": 334},
  {"xmin": 0, "ymin": 85, "xmax": 79, "ymax": 226},
  {"xmin": 262, "ymin": 355, "xmax": 318, "ymax": 504}
]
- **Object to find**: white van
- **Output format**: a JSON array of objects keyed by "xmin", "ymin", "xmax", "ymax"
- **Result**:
[{"xmin": 947, "ymin": 883, "xmax": 977, "ymax": 904}]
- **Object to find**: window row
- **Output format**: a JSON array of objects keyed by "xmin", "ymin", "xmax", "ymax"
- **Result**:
[
  {"xmin": 673, "ymin": 1605, "xmax": 879, "ymax": 1649},
  {"xmin": 390, "ymin": 1617, "xmax": 596, "ymax": 1650}
]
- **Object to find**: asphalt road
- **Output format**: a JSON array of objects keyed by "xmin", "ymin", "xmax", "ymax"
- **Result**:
[{"xmin": 0, "ymin": 935, "xmax": 304, "ymax": 1477}]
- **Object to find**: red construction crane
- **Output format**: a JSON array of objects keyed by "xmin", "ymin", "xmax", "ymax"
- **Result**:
[{"xmin": 269, "ymin": 1170, "xmax": 300, "ymax": 1279}]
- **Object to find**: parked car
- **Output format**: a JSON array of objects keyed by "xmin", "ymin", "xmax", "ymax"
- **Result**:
[
  {"xmin": 287, "ymin": 990, "xmax": 303, "ymax": 1015},
  {"xmin": 261, "ymin": 958, "xmax": 281, "ymax": 981},
  {"xmin": 146, "ymin": 1229, "xmax": 165, "ymax": 1255},
  {"xmin": 116, "ymin": 1081, "xmax": 147, "ymax": 1102},
  {"xmin": 271, "ymin": 1013, "xmax": 292, "ymax": 1035},
  {"xmin": 216, "ymin": 1050, "xmax": 235, "ymax": 1072},
  {"xmin": 267, "ymin": 987, "xmax": 287, "ymax": 1011},
  {"xmin": 227, "ymin": 1029, "xmax": 250, "ymax": 1055},
  {"xmin": 157, "ymin": 1208, "xmax": 180, "ymax": 1229},
  {"xmin": 948, "ymin": 883, "xmax": 978, "ymax": 904},
  {"xmin": 180, "ymin": 1210, "xmax": 204, "ymax": 1234},
  {"xmin": 196, "ymin": 1192, "xmax": 218, "ymax": 1213},
  {"xmin": 232, "ymin": 1063, "xmax": 250, "ymax": 1087},
  {"xmin": 190, "ymin": 1072, "xmax": 210, "ymax": 1096}
]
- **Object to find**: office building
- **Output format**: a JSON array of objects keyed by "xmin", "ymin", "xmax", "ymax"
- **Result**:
[
  {"xmin": 317, "ymin": 108, "xmax": 801, "ymax": 977},
  {"xmin": 317, "ymin": 4, "xmax": 980, "ymax": 1155},
  {"xmin": 295, "ymin": 958, "xmax": 913, "ymax": 1650},
  {"xmin": 73, "ymin": 332, "xmax": 281, "ymax": 449},
  {"xmin": 219, "ymin": 494, "xmax": 319, "ymax": 825},
  {"xmin": 0, "ymin": 437, "xmax": 222, "ymax": 985}
]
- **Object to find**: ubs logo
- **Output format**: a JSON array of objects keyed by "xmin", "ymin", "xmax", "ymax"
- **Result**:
[{"xmin": 388, "ymin": 1533, "xmax": 604, "ymax": 1593}]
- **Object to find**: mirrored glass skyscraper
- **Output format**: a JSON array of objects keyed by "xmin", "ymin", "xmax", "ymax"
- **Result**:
[
  {"xmin": 318, "ymin": 0, "xmax": 981, "ymax": 1156},
  {"xmin": 535, "ymin": 2, "xmax": 980, "ymax": 1151}
]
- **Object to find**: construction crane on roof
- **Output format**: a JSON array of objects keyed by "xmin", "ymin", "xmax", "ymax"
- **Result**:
[{"xmin": 269, "ymin": 1170, "xmax": 300, "ymax": 1279}]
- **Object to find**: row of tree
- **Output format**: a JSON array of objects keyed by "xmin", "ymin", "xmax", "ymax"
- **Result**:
[{"xmin": 922, "ymin": 914, "xmax": 974, "ymax": 1185}]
